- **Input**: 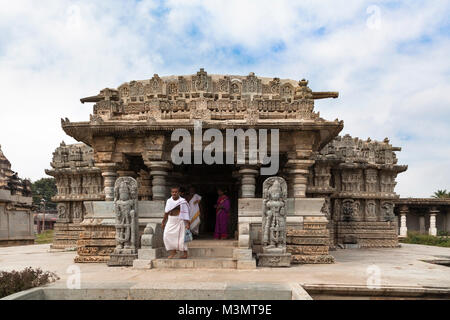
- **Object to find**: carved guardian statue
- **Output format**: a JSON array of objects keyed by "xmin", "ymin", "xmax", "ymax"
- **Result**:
[
  {"xmin": 262, "ymin": 178, "xmax": 287, "ymax": 249},
  {"xmin": 258, "ymin": 177, "xmax": 291, "ymax": 267},
  {"xmin": 108, "ymin": 177, "xmax": 139, "ymax": 266}
]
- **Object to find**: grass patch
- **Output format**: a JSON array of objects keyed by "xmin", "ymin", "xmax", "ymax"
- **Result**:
[
  {"xmin": 0, "ymin": 267, "xmax": 59, "ymax": 298},
  {"xmin": 35, "ymin": 230, "xmax": 54, "ymax": 244},
  {"xmin": 400, "ymin": 232, "xmax": 450, "ymax": 247}
]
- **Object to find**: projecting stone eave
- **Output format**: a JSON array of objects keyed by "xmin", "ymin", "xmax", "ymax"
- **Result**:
[
  {"xmin": 338, "ymin": 163, "xmax": 408, "ymax": 173},
  {"xmin": 395, "ymin": 198, "xmax": 450, "ymax": 206},
  {"xmin": 61, "ymin": 118, "xmax": 344, "ymax": 151}
]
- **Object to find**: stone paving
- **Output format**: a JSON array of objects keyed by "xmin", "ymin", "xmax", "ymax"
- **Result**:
[{"xmin": 1, "ymin": 243, "xmax": 449, "ymax": 290}]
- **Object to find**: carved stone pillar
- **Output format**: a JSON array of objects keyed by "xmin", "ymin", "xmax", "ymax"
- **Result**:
[
  {"xmin": 419, "ymin": 215, "xmax": 426, "ymax": 234},
  {"xmin": 146, "ymin": 161, "xmax": 171, "ymax": 200},
  {"xmin": 238, "ymin": 166, "xmax": 258, "ymax": 198},
  {"xmin": 287, "ymin": 159, "xmax": 315, "ymax": 198},
  {"xmin": 98, "ymin": 164, "xmax": 118, "ymax": 201},
  {"xmin": 399, "ymin": 205, "xmax": 408, "ymax": 238},
  {"xmin": 429, "ymin": 207, "xmax": 438, "ymax": 236}
]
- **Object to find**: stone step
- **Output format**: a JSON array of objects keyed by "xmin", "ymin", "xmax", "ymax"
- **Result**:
[
  {"xmin": 187, "ymin": 247, "xmax": 234, "ymax": 258},
  {"xmin": 188, "ymin": 239, "xmax": 237, "ymax": 248},
  {"xmin": 152, "ymin": 257, "xmax": 237, "ymax": 269}
]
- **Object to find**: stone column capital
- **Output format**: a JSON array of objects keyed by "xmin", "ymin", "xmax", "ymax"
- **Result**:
[
  {"xmin": 286, "ymin": 159, "xmax": 314, "ymax": 199},
  {"xmin": 238, "ymin": 167, "xmax": 259, "ymax": 176},
  {"xmin": 287, "ymin": 159, "xmax": 315, "ymax": 170},
  {"xmin": 429, "ymin": 207, "xmax": 439, "ymax": 215},
  {"xmin": 144, "ymin": 160, "xmax": 172, "ymax": 172},
  {"xmin": 97, "ymin": 162, "xmax": 118, "ymax": 170},
  {"xmin": 146, "ymin": 161, "xmax": 171, "ymax": 200},
  {"xmin": 238, "ymin": 166, "xmax": 259, "ymax": 198},
  {"xmin": 97, "ymin": 164, "xmax": 118, "ymax": 201}
]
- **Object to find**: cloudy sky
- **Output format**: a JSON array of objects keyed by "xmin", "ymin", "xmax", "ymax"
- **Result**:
[{"xmin": 0, "ymin": 0, "xmax": 449, "ymax": 197}]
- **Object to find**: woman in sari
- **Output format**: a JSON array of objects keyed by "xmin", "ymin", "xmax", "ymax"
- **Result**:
[{"xmin": 214, "ymin": 188, "xmax": 230, "ymax": 240}]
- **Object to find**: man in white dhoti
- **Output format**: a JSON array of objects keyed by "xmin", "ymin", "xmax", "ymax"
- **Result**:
[
  {"xmin": 187, "ymin": 186, "xmax": 202, "ymax": 236},
  {"xmin": 162, "ymin": 186, "xmax": 191, "ymax": 259}
]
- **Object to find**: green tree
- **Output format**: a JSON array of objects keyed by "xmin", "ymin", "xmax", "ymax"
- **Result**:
[
  {"xmin": 31, "ymin": 178, "xmax": 57, "ymax": 209},
  {"xmin": 432, "ymin": 189, "xmax": 450, "ymax": 199}
]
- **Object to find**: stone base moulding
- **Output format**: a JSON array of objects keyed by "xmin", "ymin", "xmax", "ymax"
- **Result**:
[
  {"xmin": 108, "ymin": 253, "xmax": 138, "ymax": 267},
  {"xmin": 257, "ymin": 253, "xmax": 292, "ymax": 267}
]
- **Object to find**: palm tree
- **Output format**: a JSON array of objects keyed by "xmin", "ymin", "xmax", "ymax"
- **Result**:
[{"xmin": 432, "ymin": 189, "xmax": 450, "ymax": 199}]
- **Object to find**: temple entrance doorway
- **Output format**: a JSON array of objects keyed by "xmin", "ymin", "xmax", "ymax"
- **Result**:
[{"xmin": 172, "ymin": 164, "xmax": 239, "ymax": 239}]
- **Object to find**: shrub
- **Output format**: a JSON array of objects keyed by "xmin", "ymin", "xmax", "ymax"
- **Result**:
[
  {"xmin": 0, "ymin": 267, "xmax": 59, "ymax": 298},
  {"xmin": 437, "ymin": 230, "xmax": 450, "ymax": 237},
  {"xmin": 35, "ymin": 230, "xmax": 54, "ymax": 244},
  {"xmin": 400, "ymin": 232, "xmax": 450, "ymax": 247}
]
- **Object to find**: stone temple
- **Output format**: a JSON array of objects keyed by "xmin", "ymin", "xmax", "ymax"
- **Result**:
[
  {"xmin": 45, "ymin": 69, "xmax": 440, "ymax": 268},
  {"xmin": 0, "ymin": 145, "xmax": 33, "ymax": 246}
]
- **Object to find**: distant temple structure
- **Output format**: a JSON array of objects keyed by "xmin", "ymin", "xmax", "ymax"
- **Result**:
[
  {"xmin": 45, "ymin": 143, "xmax": 103, "ymax": 249},
  {"xmin": 0, "ymin": 145, "xmax": 34, "ymax": 246},
  {"xmin": 45, "ymin": 69, "xmax": 449, "ymax": 267}
]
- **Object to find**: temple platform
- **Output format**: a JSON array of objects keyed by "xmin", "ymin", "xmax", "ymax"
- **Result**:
[{"xmin": 1, "ymin": 243, "xmax": 450, "ymax": 294}]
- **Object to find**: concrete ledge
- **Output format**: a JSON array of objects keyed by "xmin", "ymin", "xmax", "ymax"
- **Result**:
[
  {"xmin": 290, "ymin": 283, "xmax": 313, "ymax": 300},
  {"xmin": 302, "ymin": 284, "xmax": 450, "ymax": 299},
  {"xmin": 4, "ymin": 282, "xmax": 450, "ymax": 300},
  {"xmin": 2, "ymin": 282, "xmax": 299, "ymax": 300}
]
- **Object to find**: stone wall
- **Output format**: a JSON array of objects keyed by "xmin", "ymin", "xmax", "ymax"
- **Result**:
[
  {"xmin": 74, "ymin": 200, "xmax": 164, "ymax": 263},
  {"xmin": 306, "ymin": 135, "xmax": 407, "ymax": 248},
  {"xmin": 287, "ymin": 217, "xmax": 334, "ymax": 264},
  {"xmin": 238, "ymin": 198, "xmax": 333, "ymax": 264},
  {"xmin": 0, "ymin": 145, "xmax": 34, "ymax": 246}
]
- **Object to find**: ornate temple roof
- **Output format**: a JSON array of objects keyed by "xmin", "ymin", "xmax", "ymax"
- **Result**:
[
  {"xmin": 79, "ymin": 69, "xmax": 339, "ymax": 104},
  {"xmin": 62, "ymin": 69, "xmax": 344, "ymax": 149},
  {"xmin": 0, "ymin": 144, "xmax": 32, "ymax": 196},
  {"xmin": 313, "ymin": 134, "xmax": 408, "ymax": 172},
  {"xmin": 45, "ymin": 141, "xmax": 98, "ymax": 176}
]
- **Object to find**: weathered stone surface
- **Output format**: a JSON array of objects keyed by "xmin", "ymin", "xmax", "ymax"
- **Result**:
[
  {"xmin": 79, "ymin": 231, "xmax": 116, "ymax": 239},
  {"xmin": 233, "ymin": 248, "xmax": 253, "ymax": 260},
  {"xmin": 286, "ymin": 237, "xmax": 329, "ymax": 245},
  {"xmin": 257, "ymin": 253, "xmax": 291, "ymax": 267},
  {"xmin": 77, "ymin": 239, "xmax": 116, "ymax": 247},
  {"xmin": 236, "ymin": 260, "xmax": 257, "ymax": 270},
  {"xmin": 287, "ymin": 245, "xmax": 329, "ymax": 255},
  {"xmin": 286, "ymin": 229, "xmax": 329, "ymax": 237},
  {"xmin": 291, "ymin": 254, "xmax": 335, "ymax": 264},
  {"xmin": 108, "ymin": 253, "xmax": 138, "ymax": 266},
  {"xmin": 77, "ymin": 246, "xmax": 114, "ymax": 256},
  {"xmin": 336, "ymin": 221, "xmax": 399, "ymax": 248},
  {"xmin": 307, "ymin": 134, "xmax": 407, "ymax": 248},
  {"xmin": 45, "ymin": 142, "xmax": 104, "ymax": 249},
  {"xmin": 74, "ymin": 256, "xmax": 110, "ymax": 263}
]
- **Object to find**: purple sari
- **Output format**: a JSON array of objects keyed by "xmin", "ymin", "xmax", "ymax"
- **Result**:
[{"xmin": 214, "ymin": 195, "xmax": 230, "ymax": 239}]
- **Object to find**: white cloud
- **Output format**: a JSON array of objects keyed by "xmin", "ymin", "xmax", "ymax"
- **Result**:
[{"xmin": 0, "ymin": 0, "xmax": 449, "ymax": 198}]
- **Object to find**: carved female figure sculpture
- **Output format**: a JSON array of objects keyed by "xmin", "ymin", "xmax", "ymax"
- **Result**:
[
  {"xmin": 262, "ymin": 177, "xmax": 288, "ymax": 250},
  {"xmin": 113, "ymin": 177, "xmax": 139, "ymax": 252}
]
